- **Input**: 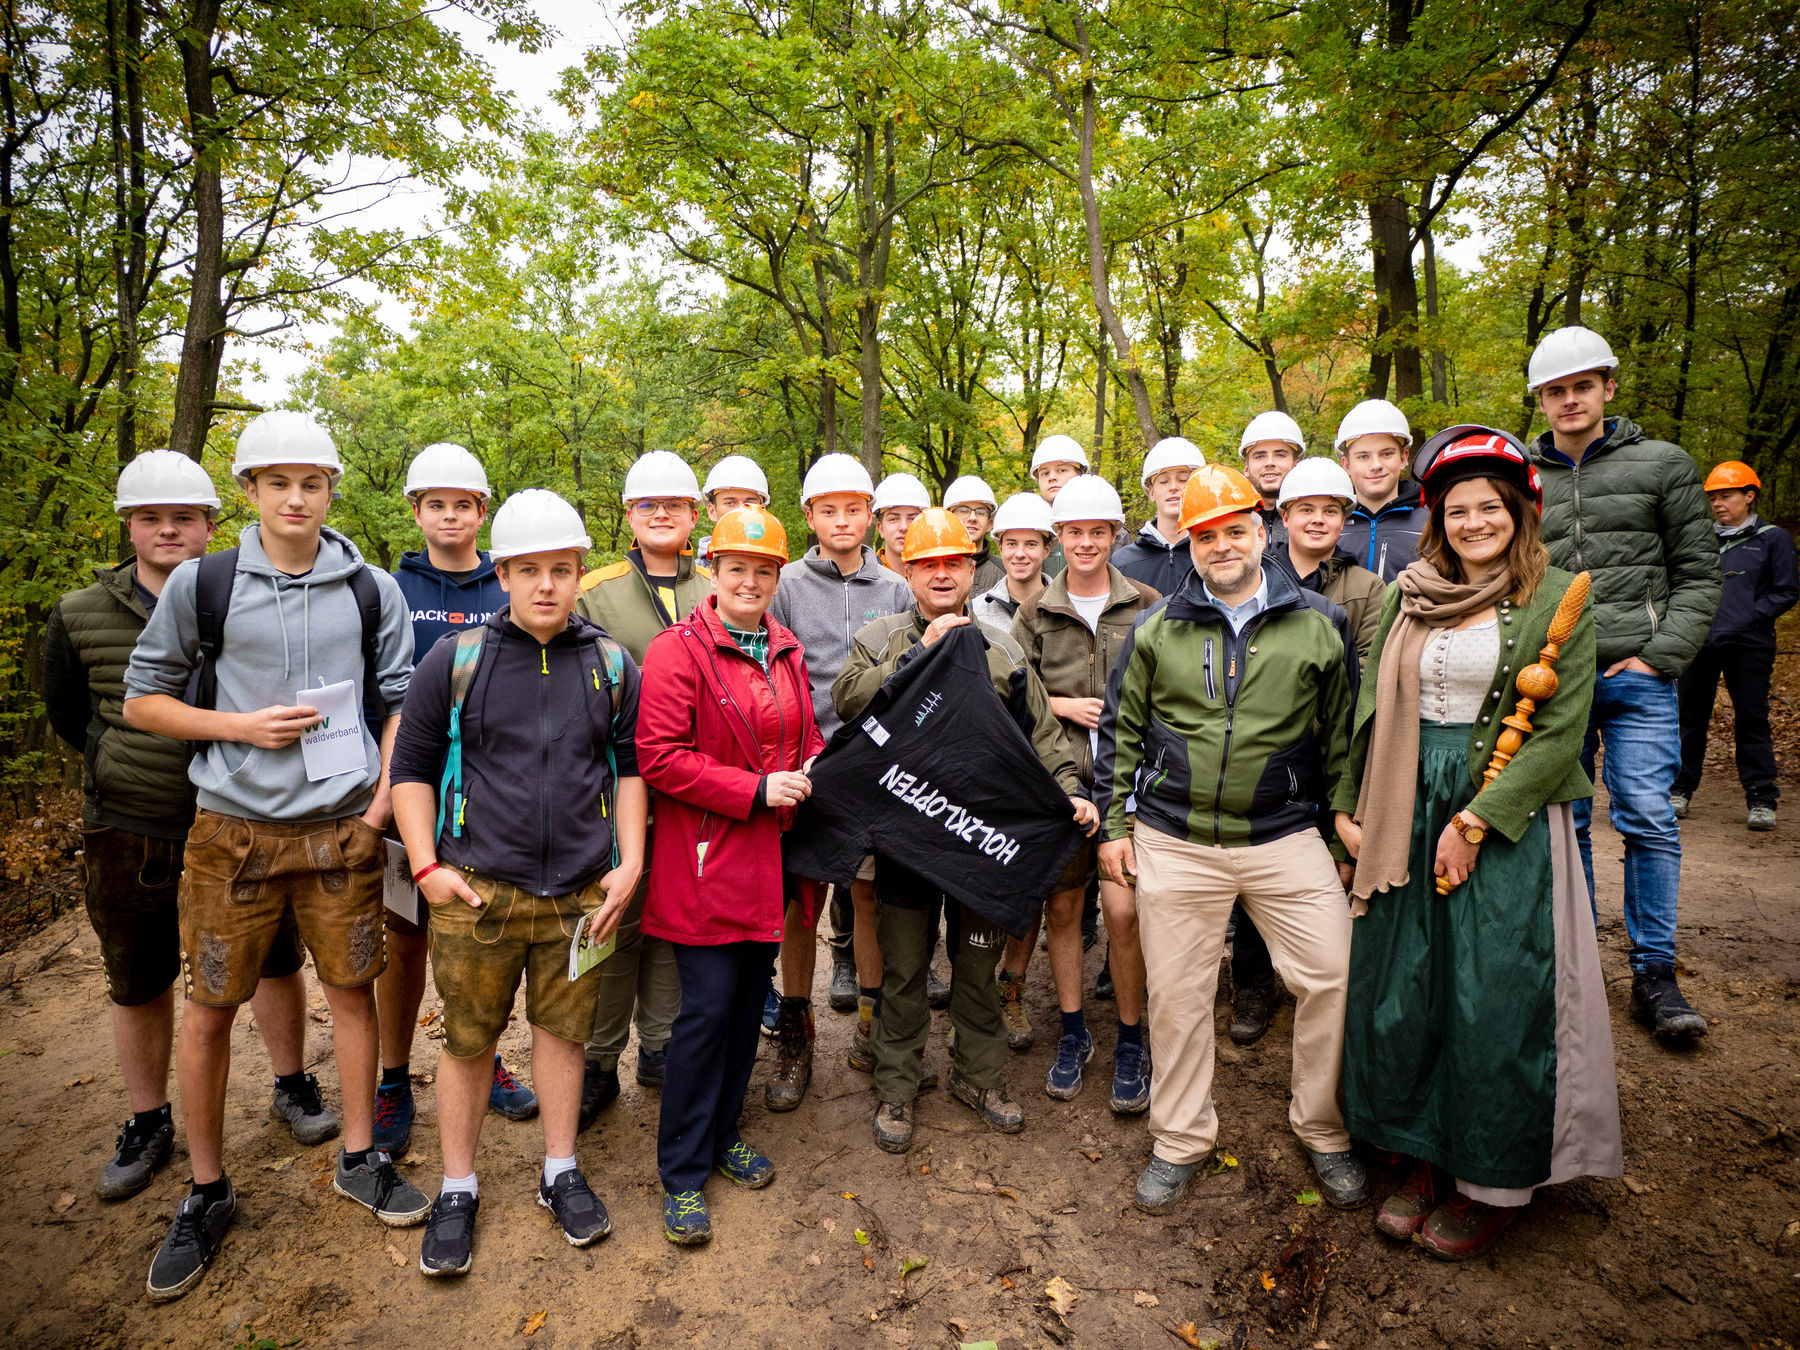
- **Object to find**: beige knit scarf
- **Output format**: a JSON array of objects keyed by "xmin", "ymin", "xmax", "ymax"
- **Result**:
[{"xmin": 1350, "ymin": 558, "xmax": 1514, "ymax": 902}]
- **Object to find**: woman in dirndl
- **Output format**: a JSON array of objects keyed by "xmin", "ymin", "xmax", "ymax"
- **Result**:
[{"xmin": 1333, "ymin": 425, "xmax": 1622, "ymax": 1261}]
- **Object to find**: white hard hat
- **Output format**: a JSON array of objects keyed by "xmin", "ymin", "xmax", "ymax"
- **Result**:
[
  {"xmin": 701, "ymin": 454, "xmax": 769, "ymax": 500},
  {"xmin": 1527, "ymin": 325, "xmax": 1619, "ymax": 392},
  {"xmin": 943, "ymin": 474, "xmax": 997, "ymax": 509},
  {"xmin": 1049, "ymin": 474, "xmax": 1126, "ymax": 527},
  {"xmin": 488, "ymin": 489, "xmax": 592, "ymax": 562},
  {"xmin": 1238, "ymin": 410, "xmax": 1306, "ymax": 455},
  {"xmin": 800, "ymin": 452, "xmax": 875, "ymax": 505},
  {"xmin": 232, "ymin": 410, "xmax": 343, "ymax": 483},
  {"xmin": 1277, "ymin": 457, "xmax": 1357, "ymax": 509},
  {"xmin": 115, "ymin": 449, "xmax": 222, "ymax": 516},
  {"xmin": 1030, "ymin": 434, "xmax": 1090, "ymax": 474},
  {"xmin": 404, "ymin": 442, "xmax": 490, "ymax": 499},
  {"xmin": 1332, "ymin": 400, "xmax": 1412, "ymax": 453},
  {"xmin": 620, "ymin": 450, "xmax": 702, "ymax": 505},
  {"xmin": 872, "ymin": 472, "xmax": 930, "ymax": 514},
  {"xmin": 991, "ymin": 492, "xmax": 1054, "ymax": 538},
  {"xmin": 1140, "ymin": 436, "xmax": 1206, "ymax": 489}
]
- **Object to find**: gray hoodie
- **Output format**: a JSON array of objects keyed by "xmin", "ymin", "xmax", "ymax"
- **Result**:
[
  {"xmin": 768, "ymin": 544, "xmax": 911, "ymax": 738},
  {"xmin": 125, "ymin": 525, "xmax": 413, "ymax": 823}
]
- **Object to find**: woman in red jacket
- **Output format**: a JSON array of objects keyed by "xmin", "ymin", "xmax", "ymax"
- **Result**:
[{"xmin": 637, "ymin": 506, "xmax": 825, "ymax": 1246}]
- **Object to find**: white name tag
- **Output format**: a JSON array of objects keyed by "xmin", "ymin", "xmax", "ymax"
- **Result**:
[{"xmin": 297, "ymin": 680, "xmax": 365, "ymax": 781}]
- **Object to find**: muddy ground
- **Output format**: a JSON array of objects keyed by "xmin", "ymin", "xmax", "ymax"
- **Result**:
[{"xmin": 3, "ymin": 709, "xmax": 1798, "ymax": 1349}]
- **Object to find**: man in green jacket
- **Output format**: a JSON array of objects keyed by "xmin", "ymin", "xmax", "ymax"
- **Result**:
[
  {"xmin": 42, "ymin": 451, "xmax": 325, "ymax": 1203},
  {"xmin": 1095, "ymin": 464, "xmax": 1365, "ymax": 1217},
  {"xmin": 1525, "ymin": 326, "xmax": 1721, "ymax": 1043}
]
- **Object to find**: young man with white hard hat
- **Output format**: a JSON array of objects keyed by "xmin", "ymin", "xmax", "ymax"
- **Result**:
[
  {"xmin": 1114, "ymin": 436, "xmax": 1206, "ymax": 596},
  {"xmin": 972, "ymin": 492, "xmax": 1054, "ymax": 627},
  {"xmin": 390, "ymin": 489, "xmax": 647, "ymax": 1276},
  {"xmin": 43, "ymin": 451, "xmax": 321, "ymax": 1207},
  {"xmin": 1334, "ymin": 399, "xmax": 1427, "ymax": 583},
  {"xmin": 1238, "ymin": 411, "xmax": 1303, "ymax": 546},
  {"xmin": 766, "ymin": 454, "xmax": 912, "ymax": 1109},
  {"xmin": 943, "ymin": 474, "xmax": 1004, "ymax": 594},
  {"xmin": 1030, "ymin": 434, "xmax": 1089, "ymax": 579},
  {"xmin": 1525, "ymin": 326, "xmax": 1721, "ymax": 1044},
  {"xmin": 697, "ymin": 454, "xmax": 771, "ymax": 566},
  {"xmin": 574, "ymin": 450, "xmax": 708, "ymax": 1120},
  {"xmin": 377, "ymin": 443, "xmax": 534, "ymax": 1155},
  {"xmin": 1006, "ymin": 475, "xmax": 1159, "ymax": 1112},
  {"xmin": 872, "ymin": 472, "xmax": 930, "ymax": 573},
  {"xmin": 124, "ymin": 412, "xmax": 427, "ymax": 1301},
  {"xmin": 1278, "ymin": 459, "xmax": 1386, "ymax": 662}
]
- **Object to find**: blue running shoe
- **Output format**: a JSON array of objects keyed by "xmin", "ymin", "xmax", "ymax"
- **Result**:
[
  {"xmin": 372, "ymin": 1080, "xmax": 414, "ymax": 1154},
  {"xmin": 714, "ymin": 1140, "xmax": 776, "ymax": 1189},
  {"xmin": 663, "ymin": 1189, "xmax": 712, "ymax": 1245},
  {"xmin": 760, "ymin": 979, "xmax": 779, "ymax": 1037},
  {"xmin": 488, "ymin": 1056, "xmax": 538, "ymax": 1121},
  {"xmin": 1044, "ymin": 1029, "xmax": 1093, "ymax": 1101},
  {"xmin": 1109, "ymin": 1039, "xmax": 1150, "ymax": 1115}
]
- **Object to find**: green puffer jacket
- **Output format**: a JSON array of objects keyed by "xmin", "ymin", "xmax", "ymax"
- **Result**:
[
  {"xmin": 42, "ymin": 563, "xmax": 196, "ymax": 839},
  {"xmin": 1529, "ymin": 418, "xmax": 1720, "ymax": 676},
  {"xmin": 1010, "ymin": 565, "xmax": 1160, "ymax": 786},
  {"xmin": 1095, "ymin": 564, "xmax": 1355, "ymax": 849},
  {"xmin": 1332, "ymin": 566, "xmax": 1595, "ymax": 842}
]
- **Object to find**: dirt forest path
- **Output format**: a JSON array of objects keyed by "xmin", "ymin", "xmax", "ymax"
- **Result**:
[{"xmin": 3, "ymin": 779, "xmax": 1798, "ymax": 1350}]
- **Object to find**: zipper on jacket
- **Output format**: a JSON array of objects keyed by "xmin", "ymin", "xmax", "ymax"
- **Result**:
[
  {"xmin": 1203, "ymin": 638, "xmax": 1216, "ymax": 699},
  {"xmin": 538, "ymin": 642, "xmax": 552, "ymax": 894},
  {"xmin": 1570, "ymin": 462, "xmax": 1585, "ymax": 570},
  {"xmin": 1212, "ymin": 612, "xmax": 1268, "ymax": 845},
  {"xmin": 1645, "ymin": 581, "xmax": 1660, "ymax": 636}
]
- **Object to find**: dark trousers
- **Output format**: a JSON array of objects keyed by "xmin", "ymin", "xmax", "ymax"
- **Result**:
[
  {"xmin": 1230, "ymin": 900, "xmax": 1275, "ymax": 990},
  {"xmin": 828, "ymin": 884, "xmax": 853, "ymax": 964},
  {"xmin": 873, "ymin": 893, "xmax": 1005, "ymax": 1102},
  {"xmin": 657, "ymin": 940, "xmax": 777, "ymax": 1193},
  {"xmin": 1676, "ymin": 642, "xmax": 1779, "ymax": 806}
]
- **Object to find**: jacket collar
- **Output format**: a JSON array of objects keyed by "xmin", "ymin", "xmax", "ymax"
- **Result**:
[
  {"xmin": 1350, "ymin": 478, "xmax": 1422, "ymax": 522},
  {"xmin": 97, "ymin": 560, "xmax": 148, "ymax": 616},
  {"xmin": 629, "ymin": 545, "xmax": 699, "ymax": 585},
  {"xmin": 800, "ymin": 543, "xmax": 885, "ymax": 582},
  {"xmin": 1039, "ymin": 563, "xmax": 1138, "ymax": 617},
  {"xmin": 1165, "ymin": 558, "xmax": 1305, "ymax": 625},
  {"xmin": 1132, "ymin": 520, "xmax": 1185, "ymax": 552},
  {"xmin": 1532, "ymin": 416, "xmax": 1645, "ymax": 467},
  {"xmin": 691, "ymin": 594, "xmax": 801, "ymax": 659}
]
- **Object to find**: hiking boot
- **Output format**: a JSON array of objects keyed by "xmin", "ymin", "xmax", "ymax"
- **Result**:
[
  {"xmin": 874, "ymin": 1101, "xmax": 914, "ymax": 1154},
  {"xmin": 926, "ymin": 967, "xmax": 951, "ymax": 1010},
  {"xmin": 1228, "ymin": 984, "xmax": 1275, "ymax": 1046},
  {"xmin": 1629, "ymin": 964, "xmax": 1708, "ymax": 1041},
  {"xmin": 1307, "ymin": 1147, "xmax": 1369, "ymax": 1209},
  {"xmin": 1133, "ymin": 1155, "xmax": 1200, "ymax": 1215},
  {"xmin": 714, "ymin": 1140, "xmax": 776, "ymax": 1189},
  {"xmin": 418, "ymin": 1191, "xmax": 478, "ymax": 1278},
  {"xmin": 1094, "ymin": 960, "xmax": 1114, "ymax": 1002},
  {"xmin": 636, "ymin": 1046, "xmax": 667, "ymax": 1089},
  {"xmin": 765, "ymin": 998, "xmax": 814, "ymax": 1112},
  {"xmin": 146, "ymin": 1181, "xmax": 235, "ymax": 1303},
  {"xmin": 1749, "ymin": 804, "xmax": 1777, "ymax": 832},
  {"xmin": 372, "ymin": 1080, "xmax": 414, "ymax": 1155},
  {"xmin": 663, "ymin": 1189, "xmax": 712, "ymax": 1245},
  {"xmin": 1417, "ymin": 1193, "xmax": 1518, "ymax": 1261},
  {"xmin": 828, "ymin": 961, "xmax": 859, "ymax": 1013},
  {"xmin": 948, "ymin": 1071, "xmax": 1025, "ymax": 1133},
  {"xmin": 269, "ymin": 1072, "xmax": 340, "ymax": 1146},
  {"xmin": 1375, "ymin": 1159, "xmax": 1444, "ymax": 1240},
  {"xmin": 578, "ymin": 1058, "xmax": 619, "ymax": 1133},
  {"xmin": 489, "ymin": 1055, "xmax": 538, "ymax": 1120},
  {"xmin": 1670, "ymin": 792, "xmax": 1690, "ymax": 819},
  {"xmin": 847, "ymin": 1016, "xmax": 875, "ymax": 1073},
  {"xmin": 760, "ymin": 979, "xmax": 780, "ymax": 1036},
  {"xmin": 333, "ymin": 1148, "xmax": 431, "ymax": 1226},
  {"xmin": 538, "ymin": 1169, "xmax": 610, "ymax": 1246},
  {"xmin": 98, "ymin": 1109, "xmax": 174, "ymax": 1200},
  {"xmin": 998, "ymin": 970, "xmax": 1034, "ymax": 1050},
  {"xmin": 1045, "ymin": 1029, "xmax": 1094, "ymax": 1100},
  {"xmin": 1109, "ymin": 1039, "xmax": 1150, "ymax": 1115}
]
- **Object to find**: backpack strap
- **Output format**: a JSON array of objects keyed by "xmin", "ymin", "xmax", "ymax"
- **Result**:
[
  {"xmin": 346, "ymin": 564, "xmax": 385, "ymax": 726},
  {"xmin": 436, "ymin": 627, "xmax": 489, "ymax": 842},
  {"xmin": 190, "ymin": 548, "xmax": 240, "ymax": 713},
  {"xmin": 589, "ymin": 634, "xmax": 627, "ymax": 867}
]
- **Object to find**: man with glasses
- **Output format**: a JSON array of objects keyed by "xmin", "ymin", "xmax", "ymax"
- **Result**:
[{"xmin": 944, "ymin": 475, "xmax": 1003, "ymax": 595}]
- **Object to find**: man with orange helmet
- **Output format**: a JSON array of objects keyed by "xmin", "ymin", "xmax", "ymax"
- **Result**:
[{"xmin": 1673, "ymin": 462, "xmax": 1797, "ymax": 831}]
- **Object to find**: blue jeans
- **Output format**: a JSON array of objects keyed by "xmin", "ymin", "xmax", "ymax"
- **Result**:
[{"xmin": 1573, "ymin": 668, "xmax": 1682, "ymax": 972}]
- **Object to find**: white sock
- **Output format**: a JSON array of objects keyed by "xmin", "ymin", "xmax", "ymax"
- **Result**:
[
  {"xmin": 543, "ymin": 1154, "xmax": 577, "ymax": 1187},
  {"xmin": 440, "ymin": 1171, "xmax": 478, "ymax": 1199}
]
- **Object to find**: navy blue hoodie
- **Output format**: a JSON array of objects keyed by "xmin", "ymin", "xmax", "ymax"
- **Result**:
[
  {"xmin": 393, "ymin": 549, "xmax": 506, "ymax": 656},
  {"xmin": 1338, "ymin": 478, "xmax": 1429, "ymax": 583}
]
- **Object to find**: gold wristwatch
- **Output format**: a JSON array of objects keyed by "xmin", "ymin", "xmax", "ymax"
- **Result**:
[{"xmin": 1451, "ymin": 812, "xmax": 1487, "ymax": 845}]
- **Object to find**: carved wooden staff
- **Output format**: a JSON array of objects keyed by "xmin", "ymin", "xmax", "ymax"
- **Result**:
[{"xmin": 1436, "ymin": 571, "xmax": 1592, "ymax": 896}]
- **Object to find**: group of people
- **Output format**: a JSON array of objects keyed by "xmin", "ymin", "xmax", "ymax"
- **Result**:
[{"xmin": 42, "ymin": 323, "xmax": 1793, "ymax": 1300}]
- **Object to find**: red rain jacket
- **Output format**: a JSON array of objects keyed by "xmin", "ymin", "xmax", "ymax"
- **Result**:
[{"xmin": 637, "ymin": 596, "xmax": 824, "ymax": 945}]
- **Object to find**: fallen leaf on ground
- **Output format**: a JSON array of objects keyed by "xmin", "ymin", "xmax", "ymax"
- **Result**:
[
  {"xmin": 1294, "ymin": 1188, "xmax": 1322, "ymax": 1205},
  {"xmin": 862, "ymin": 1256, "xmax": 874, "ymax": 1271},
  {"xmin": 854, "ymin": 1228, "xmax": 870, "ymax": 1245},
  {"xmin": 418, "ymin": 1011, "xmax": 439, "ymax": 1026},
  {"xmin": 919, "ymin": 1164, "xmax": 930, "ymax": 1175},
  {"xmin": 993, "ymin": 1187, "xmax": 1018, "ymax": 1200},
  {"xmin": 999, "ymin": 1276, "xmax": 1014, "ymax": 1290},
  {"xmin": 263, "ymin": 1155, "xmax": 298, "ymax": 1172},
  {"xmin": 841, "ymin": 1191, "xmax": 859, "ymax": 1199},
  {"xmin": 1260, "ymin": 1271, "xmax": 1276, "ymax": 1291},
  {"xmin": 522, "ymin": 1309, "xmax": 547, "ymax": 1336},
  {"xmin": 52, "ymin": 1192, "xmax": 76, "ymax": 1213},
  {"xmin": 1045, "ymin": 1275, "xmax": 1079, "ymax": 1318},
  {"xmin": 1134, "ymin": 1290, "xmax": 1159, "ymax": 1307},
  {"xmin": 1210, "ymin": 1152, "xmax": 1238, "ymax": 1174},
  {"xmin": 900, "ymin": 1255, "xmax": 930, "ymax": 1279},
  {"xmin": 383, "ymin": 1240, "xmax": 406, "ymax": 1268},
  {"xmin": 1080, "ymin": 1150, "xmax": 1101, "ymax": 1162},
  {"xmin": 1171, "ymin": 1321, "xmax": 1203, "ymax": 1347},
  {"xmin": 63, "ymin": 1076, "xmax": 94, "ymax": 1088}
]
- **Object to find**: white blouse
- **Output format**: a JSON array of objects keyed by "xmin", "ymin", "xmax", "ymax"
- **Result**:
[{"xmin": 1418, "ymin": 620, "xmax": 1500, "ymax": 724}]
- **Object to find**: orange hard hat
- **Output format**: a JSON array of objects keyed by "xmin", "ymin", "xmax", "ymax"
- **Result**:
[
  {"xmin": 902, "ymin": 506, "xmax": 976, "ymax": 563},
  {"xmin": 1177, "ymin": 463, "xmax": 1263, "ymax": 533},
  {"xmin": 709, "ymin": 505, "xmax": 789, "ymax": 563},
  {"xmin": 1703, "ymin": 461, "xmax": 1761, "ymax": 493}
]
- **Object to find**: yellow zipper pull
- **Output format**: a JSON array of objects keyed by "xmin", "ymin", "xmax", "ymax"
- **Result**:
[{"xmin": 541, "ymin": 647, "xmax": 549, "ymax": 675}]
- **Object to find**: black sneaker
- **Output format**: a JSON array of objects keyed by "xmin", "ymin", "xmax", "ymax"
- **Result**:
[
  {"xmin": 579, "ymin": 1058, "xmax": 619, "ymax": 1134},
  {"xmin": 1630, "ymin": 964, "xmax": 1708, "ymax": 1041},
  {"xmin": 1228, "ymin": 984, "xmax": 1275, "ymax": 1046},
  {"xmin": 333, "ymin": 1148, "xmax": 431, "ymax": 1226},
  {"xmin": 1094, "ymin": 960, "xmax": 1115, "ymax": 1002},
  {"xmin": 828, "ymin": 961, "xmax": 859, "ymax": 1013},
  {"xmin": 419, "ymin": 1191, "xmax": 479, "ymax": 1278},
  {"xmin": 269, "ymin": 1072, "xmax": 340, "ymax": 1146},
  {"xmin": 98, "ymin": 1110, "xmax": 175, "ymax": 1200},
  {"xmin": 636, "ymin": 1046, "xmax": 667, "ymax": 1089},
  {"xmin": 146, "ymin": 1181, "xmax": 235, "ymax": 1303},
  {"xmin": 537, "ymin": 1169, "xmax": 611, "ymax": 1246}
]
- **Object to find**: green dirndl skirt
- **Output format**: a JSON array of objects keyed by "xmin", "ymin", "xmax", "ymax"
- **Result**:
[{"xmin": 1343, "ymin": 721, "xmax": 1558, "ymax": 1191}]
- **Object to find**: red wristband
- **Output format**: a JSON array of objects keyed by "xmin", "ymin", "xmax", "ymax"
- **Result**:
[{"xmin": 412, "ymin": 862, "xmax": 442, "ymax": 884}]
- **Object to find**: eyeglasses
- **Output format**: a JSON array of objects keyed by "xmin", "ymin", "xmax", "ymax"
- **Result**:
[
  {"xmin": 630, "ymin": 498, "xmax": 696, "ymax": 518},
  {"xmin": 949, "ymin": 505, "xmax": 992, "ymax": 523}
]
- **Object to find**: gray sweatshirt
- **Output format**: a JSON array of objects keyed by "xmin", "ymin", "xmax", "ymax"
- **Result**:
[
  {"xmin": 769, "ymin": 544, "xmax": 911, "ymax": 738},
  {"xmin": 125, "ymin": 525, "xmax": 414, "ymax": 823}
]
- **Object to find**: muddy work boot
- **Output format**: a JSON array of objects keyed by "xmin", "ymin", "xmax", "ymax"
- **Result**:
[
  {"xmin": 1375, "ymin": 1158, "xmax": 1444, "ymax": 1240},
  {"xmin": 1417, "ymin": 1192, "xmax": 1519, "ymax": 1261},
  {"xmin": 1133, "ymin": 1155, "xmax": 1200, "ymax": 1215},
  {"xmin": 997, "ymin": 969, "xmax": 1034, "ymax": 1051},
  {"xmin": 1669, "ymin": 792, "xmax": 1690, "ymax": 819},
  {"xmin": 1629, "ymin": 964, "xmax": 1708, "ymax": 1041},
  {"xmin": 828, "ymin": 961, "xmax": 859, "ymax": 1013},
  {"xmin": 874, "ymin": 1100, "xmax": 914, "ymax": 1154},
  {"xmin": 848, "ymin": 1002, "xmax": 876, "ymax": 1074},
  {"xmin": 1307, "ymin": 1147, "xmax": 1369, "ymax": 1209},
  {"xmin": 764, "ymin": 997, "xmax": 814, "ymax": 1112},
  {"xmin": 1748, "ymin": 804, "xmax": 1777, "ymax": 832},
  {"xmin": 1228, "ymin": 983, "xmax": 1275, "ymax": 1046},
  {"xmin": 948, "ymin": 1071, "xmax": 1025, "ymax": 1133}
]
